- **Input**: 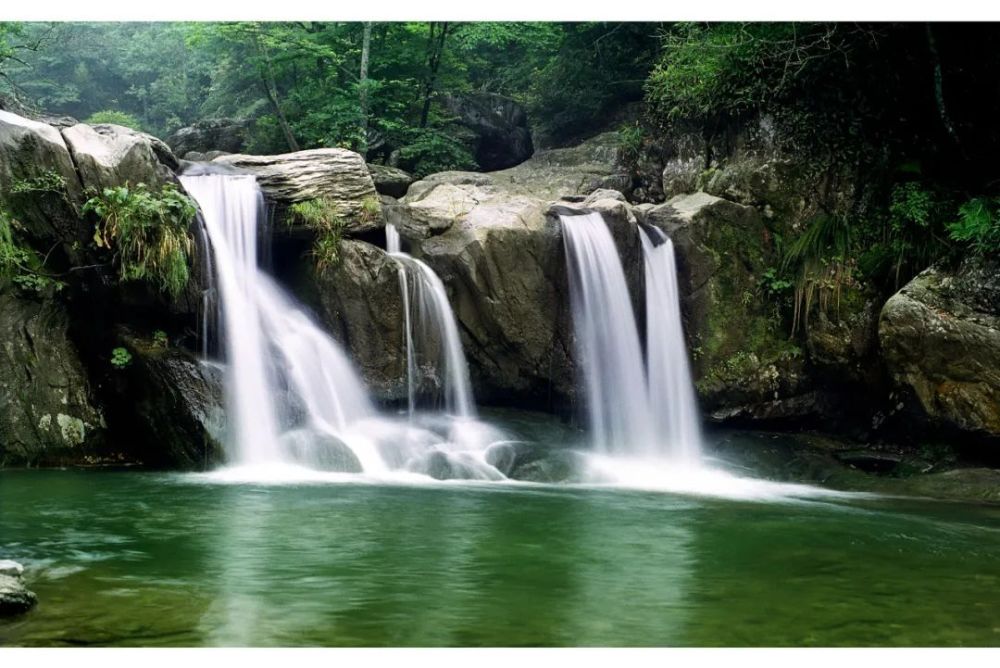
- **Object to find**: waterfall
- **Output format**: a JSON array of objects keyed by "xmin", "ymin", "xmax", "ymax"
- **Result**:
[
  {"xmin": 560, "ymin": 211, "xmax": 702, "ymax": 463},
  {"xmin": 385, "ymin": 223, "xmax": 476, "ymax": 418},
  {"xmin": 180, "ymin": 173, "xmax": 377, "ymax": 468},
  {"xmin": 640, "ymin": 226, "xmax": 702, "ymax": 464},
  {"xmin": 560, "ymin": 212, "xmax": 657, "ymax": 455}
]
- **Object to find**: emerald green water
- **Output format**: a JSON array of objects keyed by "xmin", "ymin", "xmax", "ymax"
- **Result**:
[{"xmin": 1, "ymin": 469, "xmax": 999, "ymax": 647}]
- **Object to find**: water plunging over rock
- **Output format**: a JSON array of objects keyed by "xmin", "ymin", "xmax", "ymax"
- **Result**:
[
  {"xmin": 180, "ymin": 172, "xmax": 504, "ymax": 479},
  {"xmin": 560, "ymin": 210, "xmax": 702, "ymax": 463}
]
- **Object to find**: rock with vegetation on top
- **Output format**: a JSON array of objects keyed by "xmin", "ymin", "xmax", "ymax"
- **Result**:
[
  {"xmin": 0, "ymin": 292, "xmax": 105, "ymax": 466},
  {"xmin": 0, "ymin": 559, "xmax": 37, "ymax": 616},
  {"xmin": 879, "ymin": 257, "xmax": 1000, "ymax": 440},
  {"xmin": 212, "ymin": 148, "xmax": 382, "ymax": 234}
]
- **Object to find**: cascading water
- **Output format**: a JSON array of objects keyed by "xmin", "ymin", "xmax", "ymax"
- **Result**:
[
  {"xmin": 181, "ymin": 172, "xmax": 503, "ymax": 479},
  {"xmin": 640, "ymin": 226, "xmax": 702, "ymax": 464},
  {"xmin": 384, "ymin": 223, "xmax": 476, "ymax": 418},
  {"xmin": 560, "ymin": 211, "xmax": 702, "ymax": 464}
]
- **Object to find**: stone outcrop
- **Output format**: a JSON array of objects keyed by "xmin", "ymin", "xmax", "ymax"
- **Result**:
[
  {"xmin": 0, "ymin": 560, "xmax": 36, "ymax": 616},
  {"xmin": 62, "ymin": 122, "xmax": 178, "ymax": 192},
  {"xmin": 212, "ymin": 149, "xmax": 381, "ymax": 234},
  {"xmin": 367, "ymin": 163, "xmax": 414, "ymax": 198},
  {"xmin": 305, "ymin": 240, "xmax": 407, "ymax": 402},
  {"xmin": 167, "ymin": 118, "xmax": 249, "ymax": 157},
  {"xmin": 879, "ymin": 257, "xmax": 1000, "ymax": 440},
  {"xmin": 441, "ymin": 92, "xmax": 534, "ymax": 171},
  {"xmin": 0, "ymin": 292, "xmax": 105, "ymax": 466}
]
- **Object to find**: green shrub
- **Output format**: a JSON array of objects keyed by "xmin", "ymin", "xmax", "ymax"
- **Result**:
[
  {"xmin": 83, "ymin": 183, "xmax": 196, "ymax": 299},
  {"xmin": 152, "ymin": 329, "xmax": 169, "ymax": 348},
  {"xmin": 0, "ymin": 207, "xmax": 65, "ymax": 294},
  {"xmin": 395, "ymin": 129, "xmax": 476, "ymax": 178},
  {"xmin": 110, "ymin": 347, "xmax": 132, "ymax": 369},
  {"xmin": 85, "ymin": 110, "xmax": 143, "ymax": 131},
  {"xmin": 947, "ymin": 197, "xmax": 1000, "ymax": 257}
]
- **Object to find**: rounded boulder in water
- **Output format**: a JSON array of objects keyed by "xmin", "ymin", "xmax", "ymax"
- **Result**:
[{"xmin": 0, "ymin": 560, "xmax": 37, "ymax": 616}]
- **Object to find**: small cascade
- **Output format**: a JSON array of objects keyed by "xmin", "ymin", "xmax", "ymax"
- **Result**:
[
  {"xmin": 384, "ymin": 223, "xmax": 476, "ymax": 418},
  {"xmin": 640, "ymin": 226, "xmax": 702, "ymax": 464},
  {"xmin": 560, "ymin": 211, "xmax": 703, "ymax": 463}
]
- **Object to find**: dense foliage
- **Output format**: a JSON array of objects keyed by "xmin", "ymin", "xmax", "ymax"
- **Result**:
[{"xmin": 83, "ymin": 183, "xmax": 197, "ymax": 298}]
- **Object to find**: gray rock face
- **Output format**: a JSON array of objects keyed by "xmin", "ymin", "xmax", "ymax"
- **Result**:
[
  {"xmin": 0, "ymin": 292, "xmax": 105, "ymax": 466},
  {"xmin": 367, "ymin": 163, "xmax": 414, "ymax": 198},
  {"xmin": 0, "ymin": 110, "xmax": 85, "ymax": 245},
  {"xmin": 879, "ymin": 258, "xmax": 1000, "ymax": 439},
  {"xmin": 307, "ymin": 239, "xmax": 407, "ymax": 402},
  {"xmin": 212, "ymin": 149, "xmax": 381, "ymax": 234},
  {"xmin": 0, "ymin": 567, "xmax": 37, "ymax": 616},
  {"xmin": 110, "ymin": 334, "xmax": 227, "ymax": 469},
  {"xmin": 441, "ymin": 92, "xmax": 534, "ymax": 170},
  {"xmin": 167, "ymin": 118, "xmax": 249, "ymax": 156},
  {"xmin": 62, "ymin": 122, "xmax": 178, "ymax": 192}
]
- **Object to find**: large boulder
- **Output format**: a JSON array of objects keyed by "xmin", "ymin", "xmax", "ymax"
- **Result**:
[
  {"xmin": 879, "ymin": 257, "xmax": 1000, "ymax": 440},
  {"xmin": 303, "ymin": 239, "xmax": 408, "ymax": 402},
  {"xmin": 0, "ymin": 110, "xmax": 85, "ymax": 248},
  {"xmin": 0, "ymin": 564, "xmax": 37, "ymax": 616},
  {"xmin": 61, "ymin": 122, "xmax": 178, "ymax": 192},
  {"xmin": 212, "ymin": 149, "xmax": 381, "ymax": 234},
  {"xmin": 441, "ymin": 92, "xmax": 534, "ymax": 171},
  {"xmin": 0, "ymin": 291, "xmax": 106, "ymax": 466},
  {"xmin": 167, "ymin": 118, "xmax": 249, "ymax": 157},
  {"xmin": 367, "ymin": 163, "xmax": 414, "ymax": 198}
]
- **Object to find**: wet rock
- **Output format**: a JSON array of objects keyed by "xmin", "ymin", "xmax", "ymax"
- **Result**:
[
  {"xmin": 306, "ymin": 239, "xmax": 407, "ymax": 402},
  {"xmin": 280, "ymin": 429, "xmax": 362, "ymax": 473},
  {"xmin": 0, "ymin": 292, "xmax": 105, "ymax": 466},
  {"xmin": 0, "ymin": 561, "xmax": 37, "ymax": 616}
]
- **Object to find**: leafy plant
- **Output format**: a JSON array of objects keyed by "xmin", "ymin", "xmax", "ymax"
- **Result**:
[
  {"xmin": 7, "ymin": 169, "xmax": 67, "ymax": 196},
  {"xmin": 394, "ymin": 128, "xmax": 476, "ymax": 178},
  {"xmin": 83, "ymin": 183, "xmax": 196, "ymax": 299},
  {"xmin": 110, "ymin": 347, "xmax": 132, "ymax": 369},
  {"xmin": 781, "ymin": 213, "xmax": 854, "ymax": 334},
  {"xmin": 947, "ymin": 197, "xmax": 1000, "ymax": 256},
  {"xmin": 85, "ymin": 109, "xmax": 143, "ymax": 130},
  {"xmin": 0, "ymin": 206, "xmax": 65, "ymax": 294},
  {"xmin": 289, "ymin": 198, "xmax": 347, "ymax": 271}
]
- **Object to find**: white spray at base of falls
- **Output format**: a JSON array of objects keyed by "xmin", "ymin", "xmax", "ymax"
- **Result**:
[
  {"xmin": 182, "ymin": 172, "xmax": 505, "ymax": 478},
  {"xmin": 560, "ymin": 211, "xmax": 702, "ymax": 464}
]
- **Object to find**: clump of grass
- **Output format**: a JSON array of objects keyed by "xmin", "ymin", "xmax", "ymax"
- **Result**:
[
  {"xmin": 83, "ymin": 183, "xmax": 196, "ymax": 299},
  {"xmin": 781, "ymin": 212, "xmax": 853, "ymax": 335},
  {"xmin": 289, "ymin": 198, "xmax": 347, "ymax": 272}
]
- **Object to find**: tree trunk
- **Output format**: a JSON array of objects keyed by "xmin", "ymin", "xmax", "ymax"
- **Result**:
[
  {"xmin": 419, "ymin": 22, "xmax": 449, "ymax": 129},
  {"xmin": 256, "ymin": 37, "xmax": 300, "ymax": 152},
  {"xmin": 926, "ymin": 24, "xmax": 961, "ymax": 150},
  {"xmin": 359, "ymin": 21, "xmax": 373, "ymax": 154}
]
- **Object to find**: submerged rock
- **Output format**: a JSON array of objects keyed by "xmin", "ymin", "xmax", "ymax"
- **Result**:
[
  {"xmin": 0, "ymin": 561, "xmax": 36, "ymax": 616},
  {"xmin": 879, "ymin": 257, "xmax": 1000, "ymax": 441},
  {"xmin": 280, "ymin": 429, "xmax": 362, "ymax": 473}
]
